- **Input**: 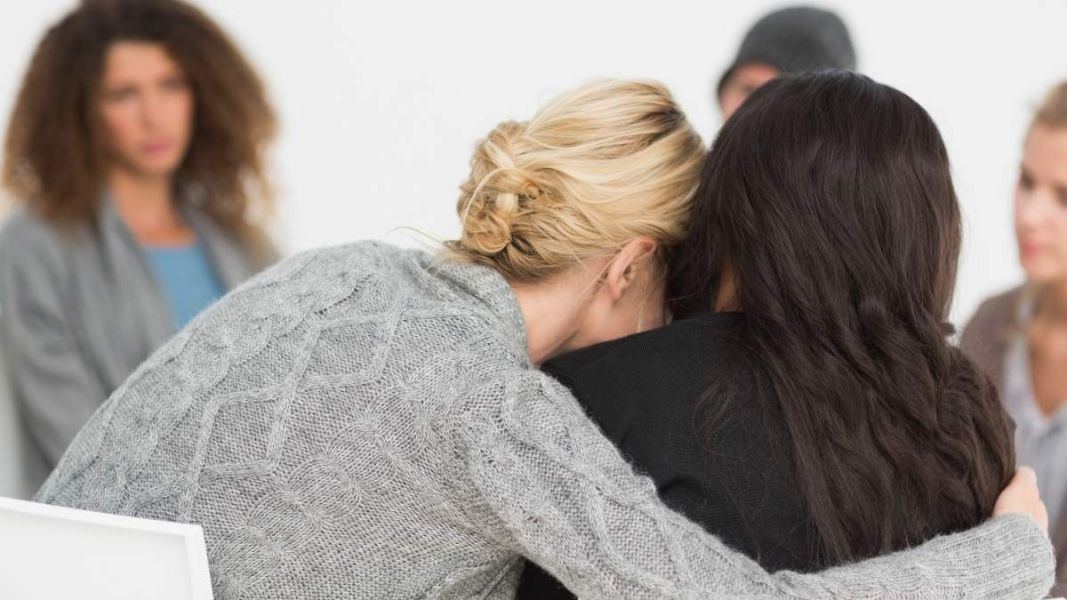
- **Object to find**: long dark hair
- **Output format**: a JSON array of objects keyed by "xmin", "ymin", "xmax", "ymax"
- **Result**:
[
  {"xmin": 671, "ymin": 71, "xmax": 1015, "ymax": 566},
  {"xmin": 3, "ymin": 0, "xmax": 276, "ymax": 245}
]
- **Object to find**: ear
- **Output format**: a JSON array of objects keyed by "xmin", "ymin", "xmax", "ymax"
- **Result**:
[{"xmin": 602, "ymin": 236, "xmax": 659, "ymax": 303}]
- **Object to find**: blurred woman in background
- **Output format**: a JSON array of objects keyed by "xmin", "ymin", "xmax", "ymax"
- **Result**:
[
  {"xmin": 0, "ymin": 0, "xmax": 278, "ymax": 470},
  {"xmin": 962, "ymin": 81, "xmax": 1067, "ymax": 594}
]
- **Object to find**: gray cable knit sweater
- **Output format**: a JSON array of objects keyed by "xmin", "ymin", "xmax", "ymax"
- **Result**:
[{"xmin": 38, "ymin": 242, "xmax": 1054, "ymax": 599}]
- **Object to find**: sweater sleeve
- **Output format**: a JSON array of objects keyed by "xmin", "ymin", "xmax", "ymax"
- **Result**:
[
  {"xmin": 0, "ymin": 224, "xmax": 109, "ymax": 465},
  {"xmin": 453, "ymin": 370, "xmax": 1055, "ymax": 599}
]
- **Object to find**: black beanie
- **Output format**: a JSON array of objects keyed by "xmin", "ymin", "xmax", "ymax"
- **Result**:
[{"xmin": 717, "ymin": 6, "xmax": 857, "ymax": 98}]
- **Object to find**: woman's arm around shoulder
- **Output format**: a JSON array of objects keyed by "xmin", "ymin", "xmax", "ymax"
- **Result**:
[{"xmin": 447, "ymin": 368, "xmax": 1055, "ymax": 599}]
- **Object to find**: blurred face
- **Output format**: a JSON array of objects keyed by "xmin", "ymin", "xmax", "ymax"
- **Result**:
[
  {"xmin": 97, "ymin": 41, "xmax": 193, "ymax": 179},
  {"xmin": 719, "ymin": 62, "xmax": 779, "ymax": 119},
  {"xmin": 1015, "ymin": 125, "xmax": 1067, "ymax": 283}
]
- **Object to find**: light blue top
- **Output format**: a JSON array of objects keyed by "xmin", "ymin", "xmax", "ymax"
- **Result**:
[{"xmin": 144, "ymin": 242, "xmax": 226, "ymax": 329}]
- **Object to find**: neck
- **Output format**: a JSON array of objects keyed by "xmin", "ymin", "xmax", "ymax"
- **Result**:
[
  {"xmin": 1036, "ymin": 281, "xmax": 1067, "ymax": 323},
  {"xmin": 511, "ymin": 278, "xmax": 582, "ymax": 365},
  {"xmin": 714, "ymin": 273, "xmax": 741, "ymax": 312},
  {"xmin": 107, "ymin": 168, "xmax": 189, "ymax": 244}
]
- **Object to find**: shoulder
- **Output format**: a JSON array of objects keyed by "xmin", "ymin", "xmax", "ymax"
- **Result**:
[
  {"xmin": 219, "ymin": 241, "xmax": 519, "ymax": 363},
  {"xmin": 181, "ymin": 204, "xmax": 278, "ymax": 273},
  {"xmin": 0, "ymin": 207, "xmax": 76, "ymax": 287},
  {"xmin": 970, "ymin": 286, "xmax": 1023, "ymax": 322},
  {"xmin": 547, "ymin": 313, "xmax": 755, "ymax": 385},
  {"xmin": 0, "ymin": 207, "xmax": 65, "ymax": 259},
  {"xmin": 249, "ymin": 241, "xmax": 424, "ymax": 288},
  {"xmin": 545, "ymin": 313, "xmax": 761, "ymax": 418},
  {"xmin": 449, "ymin": 366, "xmax": 620, "ymax": 458},
  {"xmin": 960, "ymin": 286, "xmax": 1023, "ymax": 352}
]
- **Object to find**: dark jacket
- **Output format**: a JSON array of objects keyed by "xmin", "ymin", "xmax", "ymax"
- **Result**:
[{"xmin": 518, "ymin": 312, "xmax": 819, "ymax": 599}]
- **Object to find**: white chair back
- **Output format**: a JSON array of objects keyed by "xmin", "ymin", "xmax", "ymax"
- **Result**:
[{"xmin": 0, "ymin": 497, "xmax": 214, "ymax": 600}]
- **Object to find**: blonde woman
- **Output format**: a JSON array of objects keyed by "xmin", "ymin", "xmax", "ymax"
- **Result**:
[
  {"xmin": 40, "ymin": 80, "xmax": 1052, "ymax": 599},
  {"xmin": 963, "ymin": 81, "xmax": 1067, "ymax": 595}
]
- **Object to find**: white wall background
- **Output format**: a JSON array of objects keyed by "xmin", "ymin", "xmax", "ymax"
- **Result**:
[{"xmin": 3, "ymin": 0, "xmax": 1067, "ymax": 324}]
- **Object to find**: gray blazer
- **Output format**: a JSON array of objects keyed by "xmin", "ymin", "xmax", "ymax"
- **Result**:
[
  {"xmin": 0, "ymin": 197, "xmax": 273, "ymax": 475},
  {"xmin": 961, "ymin": 285, "xmax": 1067, "ymax": 595}
]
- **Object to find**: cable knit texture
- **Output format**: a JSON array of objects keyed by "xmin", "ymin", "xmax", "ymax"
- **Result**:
[{"xmin": 37, "ymin": 242, "xmax": 1054, "ymax": 599}]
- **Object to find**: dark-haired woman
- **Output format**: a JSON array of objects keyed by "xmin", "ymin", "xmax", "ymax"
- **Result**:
[
  {"xmin": 520, "ymin": 71, "xmax": 1025, "ymax": 597},
  {"xmin": 0, "ymin": 0, "xmax": 277, "ymax": 471}
]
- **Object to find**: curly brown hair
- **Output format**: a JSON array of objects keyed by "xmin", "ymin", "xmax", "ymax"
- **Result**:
[{"xmin": 2, "ymin": 0, "xmax": 276, "ymax": 240}]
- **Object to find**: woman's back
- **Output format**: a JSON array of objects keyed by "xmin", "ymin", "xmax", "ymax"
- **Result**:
[
  {"xmin": 547, "ymin": 313, "xmax": 817, "ymax": 570},
  {"xmin": 519, "ymin": 313, "xmax": 821, "ymax": 598},
  {"xmin": 40, "ymin": 241, "xmax": 632, "ymax": 597},
  {"xmin": 667, "ymin": 71, "xmax": 1015, "ymax": 565},
  {"xmin": 36, "ymin": 241, "xmax": 533, "ymax": 596}
]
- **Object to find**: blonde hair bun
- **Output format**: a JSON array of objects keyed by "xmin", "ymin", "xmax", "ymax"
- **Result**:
[
  {"xmin": 459, "ymin": 121, "xmax": 542, "ymax": 256},
  {"xmin": 451, "ymin": 80, "xmax": 705, "ymax": 282}
]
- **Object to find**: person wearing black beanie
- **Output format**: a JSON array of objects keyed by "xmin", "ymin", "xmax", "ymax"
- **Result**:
[{"xmin": 717, "ymin": 5, "xmax": 856, "ymax": 118}]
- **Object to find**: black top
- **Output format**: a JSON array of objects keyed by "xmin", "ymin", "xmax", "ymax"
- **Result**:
[{"xmin": 517, "ymin": 313, "xmax": 819, "ymax": 599}]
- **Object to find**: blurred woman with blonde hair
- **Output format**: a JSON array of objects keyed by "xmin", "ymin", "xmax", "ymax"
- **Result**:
[
  {"xmin": 0, "ymin": 0, "xmax": 277, "ymax": 470},
  {"xmin": 36, "ymin": 77, "xmax": 1053, "ymax": 598},
  {"xmin": 963, "ymin": 80, "xmax": 1067, "ymax": 594}
]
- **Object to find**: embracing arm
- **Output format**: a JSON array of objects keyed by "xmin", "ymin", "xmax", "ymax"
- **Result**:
[{"xmin": 453, "ymin": 372, "xmax": 1054, "ymax": 599}]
